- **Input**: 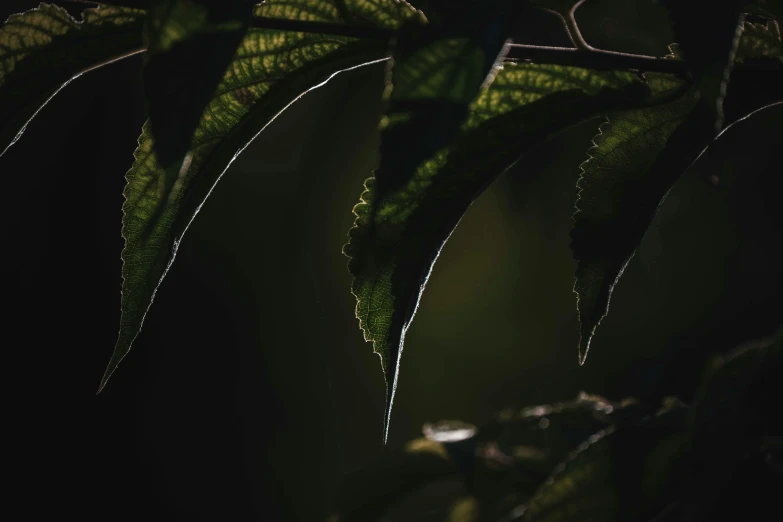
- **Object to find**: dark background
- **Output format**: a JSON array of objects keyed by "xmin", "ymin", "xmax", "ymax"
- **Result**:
[{"xmin": 4, "ymin": 1, "xmax": 782, "ymax": 520}]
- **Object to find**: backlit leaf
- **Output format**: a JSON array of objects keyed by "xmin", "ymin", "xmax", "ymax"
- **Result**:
[
  {"xmin": 375, "ymin": 0, "xmax": 512, "ymax": 200},
  {"xmin": 736, "ymin": 19, "xmax": 783, "ymax": 62},
  {"xmin": 100, "ymin": 0, "xmax": 419, "ymax": 390},
  {"xmin": 345, "ymin": 62, "xmax": 650, "ymax": 439},
  {"xmin": 571, "ymin": 79, "xmax": 782, "ymax": 363},
  {"xmin": 571, "ymin": 70, "xmax": 697, "ymax": 364},
  {"xmin": 143, "ymin": 0, "xmax": 256, "ymax": 172},
  {"xmin": 0, "ymin": 3, "xmax": 144, "ymax": 157}
]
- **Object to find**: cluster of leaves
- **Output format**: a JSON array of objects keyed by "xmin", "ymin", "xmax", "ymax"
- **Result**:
[
  {"xmin": 1, "ymin": 0, "xmax": 781, "ymax": 441},
  {"xmin": 330, "ymin": 328, "xmax": 783, "ymax": 522}
]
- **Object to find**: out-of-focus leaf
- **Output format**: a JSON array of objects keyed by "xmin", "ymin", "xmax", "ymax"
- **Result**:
[
  {"xmin": 679, "ymin": 324, "xmax": 783, "ymax": 519},
  {"xmin": 329, "ymin": 438, "xmax": 458, "ymax": 522},
  {"xmin": 99, "ymin": 0, "xmax": 419, "ymax": 390},
  {"xmin": 331, "ymin": 395, "xmax": 639, "ymax": 522},
  {"xmin": 661, "ymin": 0, "xmax": 744, "ymax": 132},
  {"xmin": 0, "ymin": 3, "xmax": 144, "ymax": 157},
  {"xmin": 747, "ymin": 0, "xmax": 783, "ymax": 22},
  {"xmin": 332, "ymin": 321, "xmax": 783, "ymax": 522},
  {"xmin": 143, "ymin": 0, "xmax": 256, "ymax": 173},
  {"xmin": 693, "ymin": 327, "xmax": 783, "ymax": 443},
  {"xmin": 521, "ymin": 407, "xmax": 689, "ymax": 522},
  {"xmin": 473, "ymin": 393, "xmax": 642, "ymax": 521},
  {"xmin": 345, "ymin": 62, "xmax": 651, "ymax": 439}
]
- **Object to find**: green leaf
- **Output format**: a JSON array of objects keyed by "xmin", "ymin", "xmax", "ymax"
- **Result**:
[
  {"xmin": 99, "ymin": 0, "xmax": 419, "ymax": 390},
  {"xmin": 736, "ymin": 19, "xmax": 783, "ymax": 62},
  {"xmin": 521, "ymin": 407, "xmax": 689, "ymax": 522},
  {"xmin": 344, "ymin": 62, "xmax": 650, "ymax": 440},
  {"xmin": 0, "ymin": 3, "xmax": 144, "ymax": 157},
  {"xmin": 376, "ymin": 0, "xmax": 513, "ymax": 200},
  {"xmin": 143, "ymin": 0, "xmax": 256, "ymax": 172},
  {"xmin": 570, "ymin": 93, "xmax": 782, "ymax": 364},
  {"xmin": 571, "ymin": 71, "xmax": 698, "ymax": 364}
]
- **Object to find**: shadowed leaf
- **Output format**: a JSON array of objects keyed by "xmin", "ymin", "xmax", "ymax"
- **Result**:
[
  {"xmin": 345, "ymin": 62, "xmax": 651, "ymax": 440},
  {"xmin": 99, "ymin": 0, "xmax": 419, "ymax": 390},
  {"xmin": 521, "ymin": 407, "xmax": 689, "ymax": 522},
  {"xmin": 747, "ymin": 0, "xmax": 783, "ymax": 22},
  {"xmin": 472, "ymin": 394, "xmax": 643, "ymax": 521},
  {"xmin": 571, "ymin": 75, "xmax": 782, "ymax": 365},
  {"xmin": 571, "ymin": 68, "xmax": 697, "ymax": 364},
  {"xmin": 143, "ymin": 0, "xmax": 256, "ymax": 173},
  {"xmin": 0, "ymin": 3, "xmax": 144, "ymax": 157},
  {"xmin": 376, "ymin": 0, "xmax": 511, "ymax": 199}
]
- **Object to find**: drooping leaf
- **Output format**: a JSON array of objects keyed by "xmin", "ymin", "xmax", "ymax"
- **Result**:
[
  {"xmin": 571, "ymin": 70, "xmax": 698, "ymax": 364},
  {"xmin": 143, "ymin": 0, "xmax": 256, "ymax": 173},
  {"xmin": 99, "ymin": 0, "xmax": 420, "ymax": 390},
  {"xmin": 521, "ymin": 407, "xmax": 689, "ymax": 522},
  {"xmin": 344, "ymin": 62, "xmax": 651, "ymax": 439},
  {"xmin": 0, "ymin": 3, "xmax": 144, "ymax": 157},
  {"xmin": 661, "ymin": 0, "xmax": 744, "ymax": 132},
  {"xmin": 570, "ymin": 88, "xmax": 781, "ymax": 363}
]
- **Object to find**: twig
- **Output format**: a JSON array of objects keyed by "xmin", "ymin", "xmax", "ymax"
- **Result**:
[
  {"xmin": 505, "ymin": 44, "xmax": 691, "ymax": 76},
  {"xmin": 67, "ymin": 14, "xmax": 781, "ymax": 78}
]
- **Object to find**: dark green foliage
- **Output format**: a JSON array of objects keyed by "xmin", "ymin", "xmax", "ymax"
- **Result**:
[
  {"xmin": 101, "ymin": 0, "xmax": 416, "ymax": 390},
  {"xmin": 143, "ymin": 0, "xmax": 256, "ymax": 171},
  {"xmin": 346, "ymin": 64, "xmax": 650, "ymax": 438},
  {"xmin": 570, "ymin": 23, "xmax": 783, "ymax": 362},
  {"xmin": 1, "ymin": 1, "xmax": 781, "ymax": 518},
  {"xmin": 0, "ymin": 3, "xmax": 144, "ymax": 157},
  {"xmin": 330, "ymin": 330, "xmax": 783, "ymax": 521}
]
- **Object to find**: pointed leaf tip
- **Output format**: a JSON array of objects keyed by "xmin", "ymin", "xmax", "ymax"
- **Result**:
[
  {"xmin": 347, "ymin": 64, "xmax": 653, "ymax": 441},
  {"xmin": 111, "ymin": 0, "xmax": 417, "ymax": 385},
  {"xmin": 0, "ymin": 3, "xmax": 144, "ymax": 157}
]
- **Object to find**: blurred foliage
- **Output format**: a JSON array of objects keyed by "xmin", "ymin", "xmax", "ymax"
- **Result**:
[{"xmin": 331, "ymin": 329, "xmax": 783, "ymax": 521}]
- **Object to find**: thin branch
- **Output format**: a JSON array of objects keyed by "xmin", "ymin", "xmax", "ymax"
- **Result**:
[
  {"xmin": 71, "ymin": 14, "xmax": 775, "ymax": 79},
  {"xmin": 505, "ymin": 44, "xmax": 691, "ymax": 75},
  {"xmin": 533, "ymin": 7, "xmax": 579, "ymax": 48},
  {"xmin": 566, "ymin": 0, "xmax": 593, "ymax": 51}
]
